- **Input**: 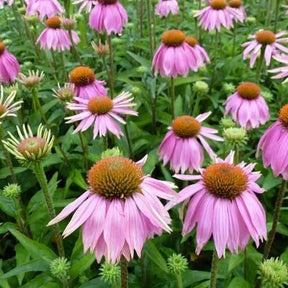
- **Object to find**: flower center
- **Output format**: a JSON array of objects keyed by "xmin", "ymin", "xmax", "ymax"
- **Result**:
[
  {"xmin": 98, "ymin": 0, "xmax": 118, "ymax": 4},
  {"xmin": 203, "ymin": 163, "xmax": 247, "ymax": 199},
  {"xmin": 185, "ymin": 37, "xmax": 198, "ymax": 47},
  {"xmin": 70, "ymin": 66, "xmax": 95, "ymax": 87},
  {"xmin": 87, "ymin": 157, "xmax": 144, "ymax": 200},
  {"xmin": 46, "ymin": 16, "xmax": 61, "ymax": 29},
  {"xmin": 17, "ymin": 137, "xmax": 47, "ymax": 156},
  {"xmin": 228, "ymin": 0, "xmax": 242, "ymax": 8},
  {"xmin": 256, "ymin": 30, "xmax": 276, "ymax": 45},
  {"xmin": 87, "ymin": 96, "xmax": 113, "ymax": 114},
  {"xmin": 279, "ymin": 104, "xmax": 288, "ymax": 127},
  {"xmin": 236, "ymin": 82, "xmax": 260, "ymax": 100},
  {"xmin": 162, "ymin": 30, "xmax": 186, "ymax": 47},
  {"xmin": 172, "ymin": 116, "xmax": 201, "ymax": 138},
  {"xmin": 210, "ymin": 0, "xmax": 227, "ymax": 10},
  {"xmin": 0, "ymin": 42, "xmax": 6, "ymax": 56},
  {"xmin": 0, "ymin": 104, "xmax": 6, "ymax": 116}
]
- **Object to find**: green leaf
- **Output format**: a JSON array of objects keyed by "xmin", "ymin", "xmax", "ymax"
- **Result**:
[
  {"xmin": 15, "ymin": 244, "xmax": 30, "ymax": 285},
  {"xmin": 70, "ymin": 253, "xmax": 95, "ymax": 281},
  {"xmin": 20, "ymin": 273, "xmax": 54, "ymax": 288},
  {"xmin": 78, "ymin": 278, "xmax": 107, "ymax": 288},
  {"xmin": 228, "ymin": 254, "xmax": 245, "ymax": 273},
  {"xmin": 127, "ymin": 51, "xmax": 151, "ymax": 67},
  {"xmin": 143, "ymin": 240, "xmax": 168, "ymax": 273},
  {"xmin": 0, "ymin": 222, "xmax": 17, "ymax": 234},
  {"xmin": 227, "ymin": 277, "xmax": 251, "ymax": 288},
  {"xmin": 0, "ymin": 196, "xmax": 15, "ymax": 217},
  {"xmin": 182, "ymin": 270, "xmax": 211, "ymax": 287},
  {"xmin": 9, "ymin": 229, "xmax": 57, "ymax": 262}
]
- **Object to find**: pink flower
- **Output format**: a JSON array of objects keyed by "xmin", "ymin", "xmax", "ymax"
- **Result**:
[
  {"xmin": 168, "ymin": 151, "xmax": 266, "ymax": 258},
  {"xmin": 242, "ymin": 30, "xmax": 288, "ymax": 68},
  {"xmin": 155, "ymin": 0, "xmax": 179, "ymax": 18},
  {"xmin": 159, "ymin": 112, "xmax": 223, "ymax": 173},
  {"xmin": 26, "ymin": 0, "xmax": 63, "ymax": 21},
  {"xmin": 48, "ymin": 156, "xmax": 177, "ymax": 264},
  {"xmin": 37, "ymin": 16, "xmax": 79, "ymax": 51},
  {"xmin": 152, "ymin": 30, "xmax": 208, "ymax": 78},
  {"xmin": 194, "ymin": 0, "xmax": 238, "ymax": 31},
  {"xmin": 69, "ymin": 66, "xmax": 107, "ymax": 99},
  {"xmin": 257, "ymin": 104, "xmax": 288, "ymax": 180},
  {"xmin": 0, "ymin": 42, "xmax": 20, "ymax": 84},
  {"xmin": 89, "ymin": 0, "xmax": 128, "ymax": 35},
  {"xmin": 228, "ymin": 0, "xmax": 246, "ymax": 23},
  {"xmin": 185, "ymin": 36, "xmax": 210, "ymax": 66},
  {"xmin": 225, "ymin": 82, "xmax": 269, "ymax": 129},
  {"xmin": 65, "ymin": 92, "xmax": 137, "ymax": 138},
  {"xmin": 268, "ymin": 54, "xmax": 288, "ymax": 83},
  {"xmin": 73, "ymin": 0, "xmax": 97, "ymax": 13}
]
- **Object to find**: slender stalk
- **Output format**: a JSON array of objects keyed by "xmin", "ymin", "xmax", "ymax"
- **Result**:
[
  {"xmin": 152, "ymin": 3, "xmax": 156, "ymax": 52},
  {"xmin": 68, "ymin": 30, "xmax": 83, "ymax": 65},
  {"xmin": 176, "ymin": 273, "xmax": 183, "ymax": 288},
  {"xmin": 152, "ymin": 94, "xmax": 158, "ymax": 134},
  {"xmin": 107, "ymin": 35, "xmax": 115, "ymax": 98},
  {"xmin": 262, "ymin": 179, "xmax": 287, "ymax": 260},
  {"xmin": 44, "ymin": 51, "xmax": 59, "ymax": 82},
  {"xmin": 78, "ymin": 132, "xmax": 88, "ymax": 170},
  {"xmin": 23, "ymin": 21, "xmax": 40, "ymax": 63},
  {"xmin": 140, "ymin": 0, "xmax": 144, "ymax": 38},
  {"xmin": 232, "ymin": 23, "xmax": 237, "ymax": 56},
  {"xmin": 60, "ymin": 52, "xmax": 68, "ymax": 80},
  {"xmin": 103, "ymin": 54, "xmax": 113, "ymax": 98},
  {"xmin": 265, "ymin": 0, "xmax": 273, "ymax": 27},
  {"xmin": 274, "ymin": 0, "xmax": 281, "ymax": 33},
  {"xmin": 32, "ymin": 162, "xmax": 65, "ymax": 257},
  {"xmin": 124, "ymin": 122, "xmax": 134, "ymax": 160},
  {"xmin": 182, "ymin": 0, "xmax": 185, "ymax": 21},
  {"xmin": 11, "ymin": 4, "xmax": 22, "ymax": 39},
  {"xmin": 210, "ymin": 30, "xmax": 220, "ymax": 91},
  {"xmin": 209, "ymin": 250, "xmax": 220, "ymax": 288},
  {"xmin": 120, "ymin": 256, "xmax": 128, "ymax": 288},
  {"xmin": 192, "ymin": 92, "xmax": 201, "ymax": 116},
  {"xmin": 146, "ymin": 0, "xmax": 154, "ymax": 58},
  {"xmin": 170, "ymin": 77, "xmax": 175, "ymax": 119},
  {"xmin": 256, "ymin": 48, "xmax": 265, "ymax": 84}
]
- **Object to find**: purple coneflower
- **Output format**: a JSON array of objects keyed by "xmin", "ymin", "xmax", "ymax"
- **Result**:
[
  {"xmin": 89, "ymin": 0, "xmax": 128, "ymax": 35},
  {"xmin": 228, "ymin": 0, "xmax": 246, "ymax": 23},
  {"xmin": 155, "ymin": 0, "xmax": 179, "ymax": 18},
  {"xmin": 242, "ymin": 30, "xmax": 288, "ymax": 68},
  {"xmin": 168, "ymin": 151, "xmax": 266, "ymax": 258},
  {"xmin": 268, "ymin": 54, "xmax": 288, "ymax": 83},
  {"xmin": 257, "ymin": 104, "xmax": 288, "ymax": 180},
  {"xmin": 0, "ymin": 42, "xmax": 20, "ymax": 84},
  {"xmin": 48, "ymin": 156, "xmax": 177, "ymax": 264},
  {"xmin": 225, "ymin": 82, "xmax": 269, "ymax": 129},
  {"xmin": 37, "ymin": 16, "xmax": 79, "ymax": 51},
  {"xmin": 69, "ymin": 66, "xmax": 107, "ymax": 99},
  {"xmin": 159, "ymin": 112, "xmax": 223, "ymax": 173},
  {"xmin": 73, "ymin": 0, "xmax": 97, "ymax": 13},
  {"xmin": 65, "ymin": 92, "xmax": 137, "ymax": 138}
]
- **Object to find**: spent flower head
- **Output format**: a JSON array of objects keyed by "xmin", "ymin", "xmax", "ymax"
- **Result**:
[
  {"xmin": 91, "ymin": 41, "xmax": 109, "ymax": 56},
  {"xmin": 167, "ymin": 253, "xmax": 188, "ymax": 275},
  {"xmin": 50, "ymin": 257, "xmax": 71, "ymax": 280},
  {"xmin": 61, "ymin": 17, "xmax": 76, "ymax": 29},
  {"xmin": 23, "ymin": 14, "xmax": 39, "ymax": 24},
  {"xmin": 259, "ymin": 258, "xmax": 288, "ymax": 288},
  {"xmin": 2, "ymin": 124, "xmax": 54, "ymax": 163},
  {"xmin": 53, "ymin": 83, "xmax": 75, "ymax": 102},
  {"xmin": 99, "ymin": 263, "xmax": 120, "ymax": 285},
  {"xmin": 3, "ymin": 83, "xmax": 19, "ymax": 95},
  {"xmin": 2, "ymin": 183, "xmax": 21, "ymax": 199},
  {"xmin": 18, "ymin": 70, "xmax": 44, "ymax": 88}
]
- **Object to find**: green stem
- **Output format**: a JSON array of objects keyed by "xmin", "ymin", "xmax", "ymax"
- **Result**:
[
  {"xmin": 182, "ymin": 0, "xmax": 185, "ymax": 21},
  {"xmin": 146, "ymin": 0, "xmax": 154, "ymax": 58},
  {"xmin": 176, "ymin": 273, "xmax": 183, "ymax": 288},
  {"xmin": 107, "ymin": 35, "xmax": 115, "ymax": 98},
  {"xmin": 232, "ymin": 23, "xmax": 237, "ymax": 56},
  {"xmin": 209, "ymin": 250, "xmax": 220, "ymax": 288},
  {"xmin": 256, "ymin": 48, "xmax": 265, "ymax": 84},
  {"xmin": 192, "ymin": 92, "xmax": 201, "ymax": 116},
  {"xmin": 43, "ymin": 51, "xmax": 58, "ymax": 82},
  {"xmin": 78, "ymin": 132, "xmax": 88, "ymax": 170},
  {"xmin": 170, "ymin": 77, "xmax": 175, "ymax": 119},
  {"xmin": 262, "ymin": 179, "xmax": 287, "ymax": 260},
  {"xmin": 124, "ymin": 122, "xmax": 134, "ymax": 160},
  {"xmin": 68, "ymin": 29, "xmax": 83, "ymax": 65},
  {"xmin": 140, "ymin": 0, "xmax": 144, "ymax": 38},
  {"xmin": 274, "ymin": 0, "xmax": 281, "ymax": 33},
  {"xmin": 120, "ymin": 257, "xmax": 128, "ymax": 288},
  {"xmin": 60, "ymin": 52, "xmax": 68, "ymax": 80},
  {"xmin": 32, "ymin": 162, "xmax": 65, "ymax": 257},
  {"xmin": 11, "ymin": 4, "xmax": 22, "ymax": 39}
]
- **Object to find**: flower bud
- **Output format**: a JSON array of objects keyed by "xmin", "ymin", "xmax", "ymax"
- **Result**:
[
  {"xmin": 223, "ymin": 127, "xmax": 247, "ymax": 148},
  {"xmin": 2, "ymin": 184, "xmax": 21, "ymax": 199},
  {"xmin": 99, "ymin": 263, "xmax": 120, "ymax": 285},
  {"xmin": 222, "ymin": 82, "xmax": 236, "ymax": 95},
  {"xmin": 193, "ymin": 81, "xmax": 209, "ymax": 95},
  {"xmin": 167, "ymin": 253, "xmax": 188, "ymax": 275},
  {"xmin": 220, "ymin": 117, "xmax": 236, "ymax": 129},
  {"xmin": 50, "ymin": 257, "xmax": 70, "ymax": 280},
  {"xmin": 101, "ymin": 147, "xmax": 123, "ymax": 159}
]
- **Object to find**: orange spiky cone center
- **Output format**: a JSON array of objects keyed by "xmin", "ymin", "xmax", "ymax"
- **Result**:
[
  {"xmin": 98, "ymin": 0, "xmax": 118, "ymax": 4},
  {"xmin": 228, "ymin": 0, "xmax": 242, "ymax": 8},
  {"xmin": 46, "ymin": 16, "xmax": 61, "ymax": 29},
  {"xmin": 0, "ymin": 42, "xmax": 6, "ymax": 56},
  {"xmin": 162, "ymin": 30, "xmax": 186, "ymax": 47},
  {"xmin": 210, "ymin": 0, "xmax": 227, "ymax": 9},
  {"xmin": 203, "ymin": 163, "xmax": 247, "ymax": 199},
  {"xmin": 87, "ymin": 157, "xmax": 144, "ymax": 200},
  {"xmin": 70, "ymin": 66, "xmax": 95, "ymax": 87},
  {"xmin": 172, "ymin": 115, "xmax": 201, "ymax": 138},
  {"xmin": 236, "ymin": 82, "xmax": 260, "ymax": 100},
  {"xmin": 17, "ymin": 137, "xmax": 47, "ymax": 156},
  {"xmin": 0, "ymin": 104, "xmax": 6, "ymax": 116},
  {"xmin": 256, "ymin": 30, "xmax": 276, "ymax": 45},
  {"xmin": 185, "ymin": 37, "xmax": 198, "ymax": 47},
  {"xmin": 87, "ymin": 96, "xmax": 113, "ymax": 114},
  {"xmin": 279, "ymin": 104, "xmax": 288, "ymax": 127}
]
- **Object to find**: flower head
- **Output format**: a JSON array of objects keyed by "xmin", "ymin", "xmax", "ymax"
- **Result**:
[
  {"xmin": 89, "ymin": 0, "xmax": 128, "ymax": 35},
  {"xmin": 0, "ymin": 42, "xmax": 20, "ymax": 83},
  {"xmin": 91, "ymin": 41, "xmax": 109, "ymax": 56},
  {"xmin": 2, "ymin": 124, "xmax": 54, "ymax": 163},
  {"xmin": 155, "ymin": 0, "xmax": 179, "ymax": 18},
  {"xmin": 257, "ymin": 104, "xmax": 288, "ymax": 180},
  {"xmin": 152, "ymin": 30, "xmax": 208, "ymax": 78},
  {"xmin": 168, "ymin": 151, "xmax": 266, "ymax": 258},
  {"xmin": 18, "ymin": 70, "xmax": 44, "ymax": 88},
  {"xmin": 53, "ymin": 83, "xmax": 75, "ymax": 102},
  {"xmin": 242, "ymin": 30, "xmax": 288, "ymax": 68},
  {"xmin": 48, "ymin": 155, "xmax": 178, "ymax": 264},
  {"xmin": 65, "ymin": 92, "xmax": 137, "ymax": 138},
  {"xmin": 69, "ymin": 66, "xmax": 107, "ymax": 99},
  {"xmin": 159, "ymin": 112, "xmax": 223, "ymax": 173},
  {"xmin": 228, "ymin": 0, "xmax": 246, "ymax": 23},
  {"xmin": 225, "ymin": 82, "xmax": 269, "ymax": 129},
  {"xmin": 194, "ymin": 0, "xmax": 238, "ymax": 31}
]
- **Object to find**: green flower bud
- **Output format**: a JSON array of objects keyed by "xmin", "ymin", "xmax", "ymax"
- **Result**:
[
  {"xmin": 2, "ymin": 39, "xmax": 12, "ymax": 46},
  {"xmin": 50, "ymin": 257, "xmax": 70, "ymax": 280},
  {"xmin": 220, "ymin": 117, "xmax": 236, "ymax": 129},
  {"xmin": 23, "ymin": 14, "xmax": 39, "ymax": 24},
  {"xmin": 3, "ymin": 83, "xmax": 19, "ymax": 95},
  {"xmin": 222, "ymin": 82, "xmax": 236, "ymax": 95},
  {"xmin": 193, "ymin": 81, "xmax": 209, "ymax": 95},
  {"xmin": 246, "ymin": 16, "xmax": 256, "ymax": 23},
  {"xmin": 101, "ymin": 147, "xmax": 123, "ymax": 159},
  {"xmin": 262, "ymin": 90, "xmax": 273, "ymax": 102},
  {"xmin": 99, "ymin": 263, "xmax": 120, "ymax": 285},
  {"xmin": 167, "ymin": 253, "xmax": 188, "ymax": 275},
  {"xmin": 136, "ymin": 66, "xmax": 149, "ymax": 73},
  {"xmin": 130, "ymin": 86, "xmax": 141, "ymax": 94},
  {"xmin": 223, "ymin": 127, "xmax": 247, "ymax": 148},
  {"xmin": 259, "ymin": 258, "xmax": 288, "ymax": 288},
  {"xmin": 2, "ymin": 184, "xmax": 21, "ymax": 199}
]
